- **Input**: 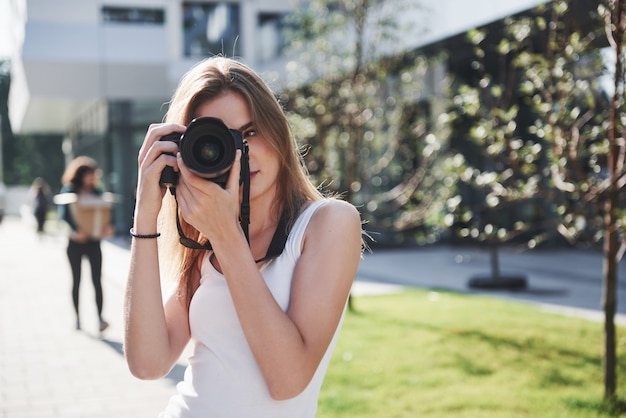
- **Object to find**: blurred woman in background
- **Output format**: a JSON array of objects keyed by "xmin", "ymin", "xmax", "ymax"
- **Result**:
[{"xmin": 58, "ymin": 156, "xmax": 113, "ymax": 332}]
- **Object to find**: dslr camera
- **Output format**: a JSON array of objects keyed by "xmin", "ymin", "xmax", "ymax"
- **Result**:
[{"xmin": 159, "ymin": 116, "xmax": 247, "ymax": 188}]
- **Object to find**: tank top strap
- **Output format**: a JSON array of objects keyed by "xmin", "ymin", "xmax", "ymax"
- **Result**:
[{"xmin": 285, "ymin": 199, "xmax": 330, "ymax": 257}]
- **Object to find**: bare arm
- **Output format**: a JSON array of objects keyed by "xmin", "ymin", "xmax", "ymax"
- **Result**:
[
  {"xmin": 173, "ymin": 147, "xmax": 362, "ymax": 399},
  {"xmin": 123, "ymin": 123, "xmax": 191, "ymax": 379},
  {"xmin": 124, "ymin": 239, "xmax": 192, "ymax": 379},
  {"xmin": 212, "ymin": 200, "xmax": 362, "ymax": 399}
]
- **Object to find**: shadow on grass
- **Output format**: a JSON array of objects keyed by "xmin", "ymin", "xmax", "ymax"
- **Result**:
[
  {"xmin": 350, "ymin": 288, "xmax": 602, "ymax": 360},
  {"xmin": 344, "ymin": 291, "xmax": 626, "ymax": 416},
  {"xmin": 451, "ymin": 328, "xmax": 600, "ymax": 366},
  {"xmin": 565, "ymin": 396, "xmax": 626, "ymax": 417},
  {"xmin": 347, "ymin": 293, "xmax": 601, "ymax": 368}
]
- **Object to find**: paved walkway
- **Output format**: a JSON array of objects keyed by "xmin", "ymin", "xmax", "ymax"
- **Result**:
[
  {"xmin": 1, "ymin": 215, "xmax": 626, "ymax": 417},
  {"xmin": 356, "ymin": 243, "xmax": 626, "ymax": 321},
  {"xmin": 0, "ymin": 217, "xmax": 182, "ymax": 417}
]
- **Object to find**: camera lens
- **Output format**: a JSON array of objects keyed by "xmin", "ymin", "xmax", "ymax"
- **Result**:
[
  {"xmin": 179, "ymin": 117, "xmax": 240, "ymax": 181},
  {"xmin": 193, "ymin": 136, "xmax": 225, "ymax": 166}
]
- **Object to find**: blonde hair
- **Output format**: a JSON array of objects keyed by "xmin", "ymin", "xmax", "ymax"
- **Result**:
[{"xmin": 159, "ymin": 57, "xmax": 322, "ymax": 307}]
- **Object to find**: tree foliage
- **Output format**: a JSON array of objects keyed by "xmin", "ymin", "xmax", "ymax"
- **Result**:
[
  {"xmin": 519, "ymin": 2, "xmax": 612, "ymax": 247},
  {"xmin": 447, "ymin": 24, "xmax": 549, "ymax": 249},
  {"xmin": 520, "ymin": 0, "xmax": 626, "ymax": 399},
  {"xmin": 281, "ymin": 0, "xmax": 460, "ymax": 244}
]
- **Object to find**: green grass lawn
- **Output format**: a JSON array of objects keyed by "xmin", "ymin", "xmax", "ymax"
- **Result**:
[{"xmin": 318, "ymin": 289, "xmax": 626, "ymax": 417}]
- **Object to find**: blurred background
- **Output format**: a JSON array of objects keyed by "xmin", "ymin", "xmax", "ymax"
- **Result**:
[{"xmin": 0, "ymin": 0, "xmax": 617, "ymax": 253}]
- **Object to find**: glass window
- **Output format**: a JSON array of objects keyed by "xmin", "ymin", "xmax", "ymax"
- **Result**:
[
  {"xmin": 257, "ymin": 13, "xmax": 288, "ymax": 63},
  {"xmin": 102, "ymin": 6, "xmax": 165, "ymax": 24},
  {"xmin": 183, "ymin": 2, "xmax": 241, "ymax": 57}
]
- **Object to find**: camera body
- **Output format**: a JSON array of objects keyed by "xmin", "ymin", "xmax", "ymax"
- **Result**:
[{"xmin": 159, "ymin": 117, "xmax": 245, "ymax": 188}]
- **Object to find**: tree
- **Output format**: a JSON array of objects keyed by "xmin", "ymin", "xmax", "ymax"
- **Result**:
[
  {"xmin": 446, "ymin": 21, "xmax": 552, "ymax": 289},
  {"xmin": 517, "ymin": 0, "xmax": 626, "ymax": 399},
  {"xmin": 451, "ymin": 0, "xmax": 624, "ymax": 399},
  {"xmin": 281, "ymin": 0, "xmax": 459, "ymax": 245},
  {"xmin": 600, "ymin": 0, "xmax": 626, "ymax": 397}
]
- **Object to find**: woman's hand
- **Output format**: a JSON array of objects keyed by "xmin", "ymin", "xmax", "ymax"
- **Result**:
[
  {"xmin": 70, "ymin": 230, "xmax": 89, "ymax": 243},
  {"xmin": 102, "ymin": 223, "xmax": 115, "ymax": 238},
  {"xmin": 135, "ymin": 123, "xmax": 186, "ymax": 222},
  {"xmin": 174, "ymin": 150, "xmax": 243, "ymax": 243}
]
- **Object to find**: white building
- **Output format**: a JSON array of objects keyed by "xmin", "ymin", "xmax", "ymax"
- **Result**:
[{"xmin": 8, "ymin": 0, "xmax": 548, "ymax": 135}]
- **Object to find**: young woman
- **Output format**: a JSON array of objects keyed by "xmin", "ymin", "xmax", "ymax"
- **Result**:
[
  {"xmin": 58, "ymin": 156, "xmax": 112, "ymax": 332},
  {"xmin": 123, "ymin": 57, "xmax": 362, "ymax": 417}
]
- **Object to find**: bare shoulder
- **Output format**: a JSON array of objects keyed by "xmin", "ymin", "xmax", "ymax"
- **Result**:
[
  {"xmin": 312, "ymin": 198, "xmax": 360, "ymax": 223},
  {"xmin": 305, "ymin": 199, "xmax": 362, "ymax": 244}
]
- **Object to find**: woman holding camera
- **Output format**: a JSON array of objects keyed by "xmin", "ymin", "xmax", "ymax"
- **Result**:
[{"xmin": 123, "ymin": 57, "xmax": 362, "ymax": 417}]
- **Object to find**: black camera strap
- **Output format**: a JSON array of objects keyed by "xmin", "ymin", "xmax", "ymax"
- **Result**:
[
  {"xmin": 239, "ymin": 143, "xmax": 251, "ymax": 244},
  {"xmin": 254, "ymin": 211, "xmax": 289, "ymax": 263}
]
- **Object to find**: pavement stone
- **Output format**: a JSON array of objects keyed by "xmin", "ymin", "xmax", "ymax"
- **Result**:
[{"xmin": 0, "ymin": 217, "xmax": 179, "ymax": 417}]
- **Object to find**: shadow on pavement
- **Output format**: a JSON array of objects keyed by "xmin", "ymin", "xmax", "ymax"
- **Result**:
[
  {"xmin": 522, "ymin": 287, "xmax": 569, "ymax": 296},
  {"xmin": 100, "ymin": 338, "xmax": 187, "ymax": 386}
]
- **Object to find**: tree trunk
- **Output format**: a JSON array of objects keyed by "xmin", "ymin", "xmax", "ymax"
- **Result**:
[
  {"xmin": 603, "ymin": 199, "xmax": 618, "ymax": 398},
  {"xmin": 489, "ymin": 243, "xmax": 501, "ymax": 280},
  {"xmin": 602, "ymin": 0, "xmax": 623, "ymax": 399}
]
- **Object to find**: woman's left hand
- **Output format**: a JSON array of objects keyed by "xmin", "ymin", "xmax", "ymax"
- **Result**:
[
  {"xmin": 102, "ymin": 223, "xmax": 115, "ymax": 238},
  {"xmin": 174, "ymin": 150, "xmax": 243, "ymax": 242}
]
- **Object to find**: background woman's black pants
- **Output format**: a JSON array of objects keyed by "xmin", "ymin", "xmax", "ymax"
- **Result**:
[{"xmin": 67, "ymin": 240, "xmax": 103, "ymax": 318}]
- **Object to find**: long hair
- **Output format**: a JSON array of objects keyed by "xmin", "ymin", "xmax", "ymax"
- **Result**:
[{"xmin": 159, "ymin": 57, "xmax": 323, "ymax": 307}]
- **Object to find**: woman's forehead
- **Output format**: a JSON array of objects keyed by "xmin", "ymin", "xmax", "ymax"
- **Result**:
[{"xmin": 194, "ymin": 91, "xmax": 252, "ymax": 130}]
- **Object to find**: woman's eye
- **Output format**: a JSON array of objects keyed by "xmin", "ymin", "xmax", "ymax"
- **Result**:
[{"xmin": 243, "ymin": 130, "xmax": 257, "ymax": 139}]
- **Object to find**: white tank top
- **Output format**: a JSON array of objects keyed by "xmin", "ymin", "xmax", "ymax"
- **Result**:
[{"xmin": 160, "ymin": 199, "xmax": 345, "ymax": 418}]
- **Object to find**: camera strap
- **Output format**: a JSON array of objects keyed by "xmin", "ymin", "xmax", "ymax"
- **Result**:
[
  {"xmin": 239, "ymin": 143, "xmax": 251, "ymax": 244},
  {"xmin": 255, "ymin": 211, "xmax": 289, "ymax": 263},
  {"xmin": 237, "ymin": 143, "xmax": 290, "ymax": 262}
]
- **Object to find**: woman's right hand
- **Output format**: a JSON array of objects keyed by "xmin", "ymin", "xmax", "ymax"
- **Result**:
[{"xmin": 135, "ymin": 123, "xmax": 186, "ymax": 221}]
